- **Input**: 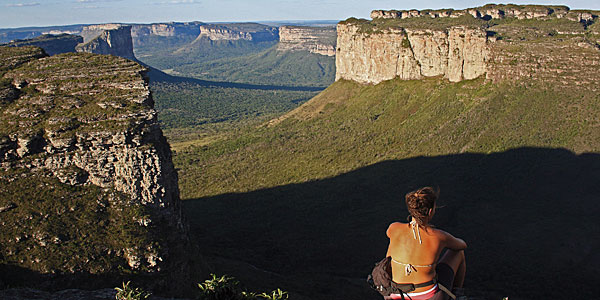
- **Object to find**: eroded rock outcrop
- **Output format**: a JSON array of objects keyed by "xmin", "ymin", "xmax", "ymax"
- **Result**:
[
  {"xmin": 0, "ymin": 46, "xmax": 201, "ymax": 292},
  {"xmin": 76, "ymin": 24, "xmax": 136, "ymax": 60},
  {"xmin": 335, "ymin": 23, "xmax": 490, "ymax": 84},
  {"xmin": 277, "ymin": 26, "xmax": 336, "ymax": 56}
]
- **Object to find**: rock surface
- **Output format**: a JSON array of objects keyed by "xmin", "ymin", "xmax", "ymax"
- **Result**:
[
  {"xmin": 277, "ymin": 26, "xmax": 336, "ymax": 56},
  {"xmin": 0, "ymin": 46, "xmax": 201, "ymax": 292},
  {"xmin": 76, "ymin": 24, "xmax": 136, "ymax": 60}
]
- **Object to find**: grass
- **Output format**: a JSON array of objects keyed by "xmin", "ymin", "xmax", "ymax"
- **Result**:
[
  {"xmin": 0, "ymin": 168, "xmax": 152, "ymax": 275},
  {"xmin": 0, "ymin": 50, "xmax": 150, "ymax": 138},
  {"xmin": 175, "ymin": 76, "xmax": 600, "ymax": 299},
  {"xmin": 175, "ymin": 77, "xmax": 598, "ymax": 199}
]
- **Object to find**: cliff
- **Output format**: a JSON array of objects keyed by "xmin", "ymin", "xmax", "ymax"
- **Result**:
[
  {"xmin": 131, "ymin": 22, "xmax": 203, "ymax": 50},
  {"xmin": 193, "ymin": 23, "xmax": 278, "ymax": 42},
  {"xmin": 131, "ymin": 22, "xmax": 203, "ymax": 38},
  {"xmin": 277, "ymin": 26, "xmax": 336, "ymax": 56},
  {"xmin": 336, "ymin": 5, "xmax": 599, "ymax": 85},
  {"xmin": 336, "ymin": 22, "xmax": 490, "ymax": 84},
  {"xmin": 0, "ymin": 46, "xmax": 200, "ymax": 291},
  {"xmin": 76, "ymin": 24, "xmax": 136, "ymax": 61}
]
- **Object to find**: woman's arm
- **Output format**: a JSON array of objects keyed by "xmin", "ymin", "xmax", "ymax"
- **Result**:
[{"xmin": 440, "ymin": 230, "xmax": 467, "ymax": 250}]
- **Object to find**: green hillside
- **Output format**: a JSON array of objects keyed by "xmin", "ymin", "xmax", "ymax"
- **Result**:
[
  {"xmin": 136, "ymin": 38, "xmax": 277, "ymax": 72},
  {"xmin": 175, "ymin": 77, "xmax": 600, "ymax": 299},
  {"xmin": 173, "ymin": 46, "xmax": 336, "ymax": 88},
  {"xmin": 176, "ymin": 78, "xmax": 599, "ymax": 198}
]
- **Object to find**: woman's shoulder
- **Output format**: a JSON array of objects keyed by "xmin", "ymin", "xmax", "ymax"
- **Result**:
[{"xmin": 386, "ymin": 222, "xmax": 406, "ymax": 237}]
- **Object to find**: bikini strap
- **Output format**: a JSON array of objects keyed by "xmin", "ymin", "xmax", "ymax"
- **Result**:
[{"xmin": 410, "ymin": 218, "xmax": 422, "ymax": 244}]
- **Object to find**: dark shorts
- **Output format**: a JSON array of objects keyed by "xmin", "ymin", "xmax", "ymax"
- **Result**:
[{"xmin": 430, "ymin": 262, "xmax": 455, "ymax": 300}]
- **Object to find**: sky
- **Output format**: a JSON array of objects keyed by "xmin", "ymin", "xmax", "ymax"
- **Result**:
[{"xmin": 0, "ymin": 0, "xmax": 599, "ymax": 29}]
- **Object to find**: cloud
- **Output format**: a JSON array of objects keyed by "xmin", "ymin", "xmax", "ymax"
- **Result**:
[
  {"xmin": 5, "ymin": 2, "xmax": 40, "ymax": 7},
  {"xmin": 75, "ymin": 0, "xmax": 122, "ymax": 2},
  {"xmin": 154, "ymin": 0, "xmax": 202, "ymax": 5}
]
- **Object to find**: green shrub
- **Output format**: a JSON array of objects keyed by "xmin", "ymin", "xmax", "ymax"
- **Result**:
[
  {"xmin": 258, "ymin": 289, "xmax": 288, "ymax": 300},
  {"xmin": 197, "ymin": 274, "xmax": 288, "ymax": 300},
  {"xmin": 114, "ymin": 281, "xmax": 151, "ymax": 300}
]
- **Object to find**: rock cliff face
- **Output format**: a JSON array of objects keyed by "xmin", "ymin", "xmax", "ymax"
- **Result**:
[
  {"xmin": 337, "ymin": 5, "xmax": 599, "ymax": 85},
  {"xmin": 277, "ymin": 26, "xmax": 336, "ymax": 56},
  {"xmin": 131, "ymin": 22, "xmax": 203, "ymax": 38},
  {"xmin": 194, "ymin": 24, "xmax": 278, "ymax": 42},
  {"xmin": 335, "ymin": 23, "xmax": 490, "ymax": 84},
  {"xmin": 130, "ymin": 22, "xmax": 203, "ymax": 49},
  {"xmin": 76, "ymin": 25, "xmax": 136, "ymax": 61},
  {"xmin": 0, "ymin": 46, "xmax": 198, "ymax": 290}
]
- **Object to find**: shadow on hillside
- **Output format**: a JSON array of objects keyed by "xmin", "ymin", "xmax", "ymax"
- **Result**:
[
  {"xmin": 145, "ymin": 67, "xmax": 325, "ymax": 92},
  {"xmin": 183, "ymin": 147, "xmax": 600, "ymax": 300}
]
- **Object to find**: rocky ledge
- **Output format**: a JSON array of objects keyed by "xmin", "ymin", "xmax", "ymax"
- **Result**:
[{"xmin": 0, "ymin": 46, "xmax": 202, "ymax": 293}]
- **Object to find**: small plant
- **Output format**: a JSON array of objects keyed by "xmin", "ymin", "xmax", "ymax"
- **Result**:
[
  {"xmin": 197, "ymin": 274, "xmax": 288, "ymax": 300},
  {"xmin": 197, "ymin": 274, "xmax": 243, "ymax": 300},
  {"xmin": 114, "ymin": 281, "xmax": 151, "ymax": 300},
  {"xmin": 258, "ymin": 288, "xmax": 288, "ymax": 300}
]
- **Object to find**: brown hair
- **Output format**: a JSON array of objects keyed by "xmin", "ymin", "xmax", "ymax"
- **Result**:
[{"xmin": 405, "ymin": 187, "xmax": 439, "ymax": 229}]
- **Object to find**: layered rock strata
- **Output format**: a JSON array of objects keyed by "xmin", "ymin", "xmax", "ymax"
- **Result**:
[
  {"xmin": 277, "ymin": 26, "xmax": 336, "ymax": 56},
  {"xmin": 76, "ymin": 24, "xmax": 136, "ymax": 60},
  {"xmin": 335, "ymin": 24, "xmax": 490, "ymax": 84},
  {"xmin": 0, "ymin": 46, "xmax": 198, "ymax": 290}
]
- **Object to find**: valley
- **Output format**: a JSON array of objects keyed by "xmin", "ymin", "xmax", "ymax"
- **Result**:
[{"xmin": 1, "ymin": 3, "xmax": 600, "ymax": 300}]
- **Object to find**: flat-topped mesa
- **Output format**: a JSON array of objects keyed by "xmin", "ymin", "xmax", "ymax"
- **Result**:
[
  {"xmin": 335, "ymin": 22, "xmax": 490, "ymax": 84},
  {"xmin": 76, "ymin": 24, "xmax": 136, "ymax": 60},
  {"xmin": 277, "ymin": 25, "xmax": 336, "ymax": 56},
  {"xmin": 194, "ymin": 24, "xmax": 279, "ymax": 42},
  {"xmin": 0, "ymin": 46, "xmax": 202, "ymax": 291},
  {"xmin": 370, "ymin": 4, "xmax": 595, "ymax": 22}
]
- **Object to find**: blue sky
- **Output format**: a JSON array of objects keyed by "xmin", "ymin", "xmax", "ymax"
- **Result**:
[{"xmin": 0, "ymin": 0, "xmax": 598, "ymax": 29}]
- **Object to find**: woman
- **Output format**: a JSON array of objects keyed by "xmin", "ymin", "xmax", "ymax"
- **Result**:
[{"xmin": 385, "ymin": 187, "xmax": 467, "ymax": 300}]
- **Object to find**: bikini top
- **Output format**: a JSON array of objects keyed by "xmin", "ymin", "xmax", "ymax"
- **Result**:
[{"xmin": 391, "ymin": 219, "xmax": 435, "ymax": 276}]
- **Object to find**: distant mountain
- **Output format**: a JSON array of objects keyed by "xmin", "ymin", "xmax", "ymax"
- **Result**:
[
  {"xmin": 0, "ymin": 24, "xmax": 85, "ymax": 44},
  {"xmin": 76, "ymin": 24, "xmax": 136, "ymax": 60},
  {"xmin": 3, "ymin": 33, "xmax": 82, "ymax": 55},
  {"xmin": 1, "ymin": 24, "xmax": 137, "ymax": 61}
]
